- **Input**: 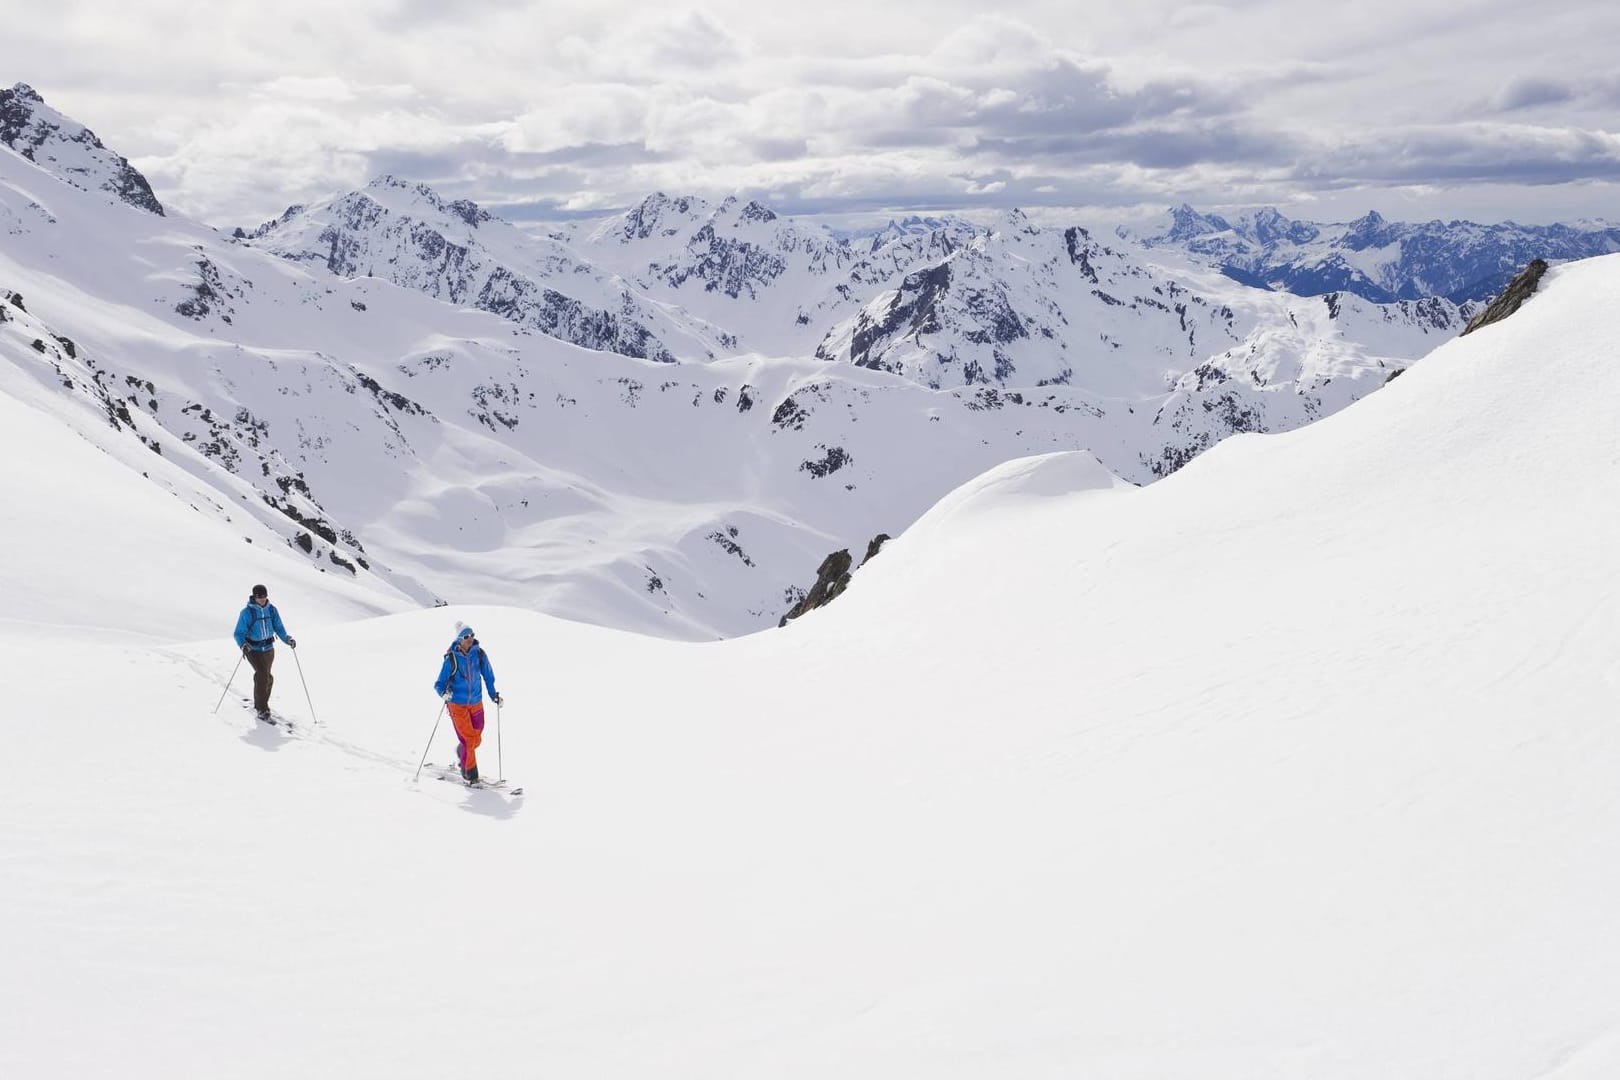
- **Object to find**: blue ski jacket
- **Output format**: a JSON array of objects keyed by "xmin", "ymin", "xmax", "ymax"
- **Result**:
[
  {"xmin": 435, "ymin": 640, "xmax": 498, "ymax": 705},
  {"xmin": 235, "ymin": 599, "xmax": 291, "ymax": 653}
]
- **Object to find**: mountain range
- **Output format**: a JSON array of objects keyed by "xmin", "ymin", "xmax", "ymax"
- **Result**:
[
  {"xmin": 0, "ymin": 81, "xmax": 1572, "ymax": 638},
  {"xmin": 1127, "ymin": 203, "xmax": 1620, "ymax": 303}
]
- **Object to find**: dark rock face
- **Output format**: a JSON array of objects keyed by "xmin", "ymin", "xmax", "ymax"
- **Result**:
[
  {"xmin": 777, "ymin": 532, "xmax": 890, "ymax": 627},
  {"xmin": 477, "ymin": 275, "xmax": 673, "ymax": 362},
  {"xmin": 1064, "ymin": 227, "xmax": 1102, "ymax": 283},
  {"xmin": 661, "ymin": 222, "xmax": 788, "ymax": 299},
  {"xmin": 174, "ymin": 257, "xmax": 239, "ymax": 323},
  {"xmin": 1461, "ymin": 259, "xmax": 1549, "ymax": 336},
  {"xmin": 841, "ymin": 262, "xmax": 953, "ymax": 371},
  {"xmin": 0, "ymin": 83, "xmax": 164, "ymax": 216},
  {"xmin": 960, "ymin": 287, "xmax": 1026, "ymax": 346},
  {"xmin": 798, "ymin": 445, "xmax": 850, "ymax": 479},
  {"xmin": 862, "ymin": 533, "xmax": 890, "ymax": 564},
  {"xmin": 258, "ymin": 191, "xmax": 677, "ymax": 363},
  {"xmin": 778, "ymin": 548, "xmax": 853, "ymax": 627}
]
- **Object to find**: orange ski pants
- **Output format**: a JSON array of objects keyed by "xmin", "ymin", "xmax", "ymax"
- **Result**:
[{"xmin": 448, "ymin": 701, "xmax": 485, "ymax": 772}]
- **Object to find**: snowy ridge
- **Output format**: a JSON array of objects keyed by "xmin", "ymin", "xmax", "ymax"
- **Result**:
[
  {"xmin": 0, "ymin": 82, "xmax": 163, "ymax": 215},
  {"xmin": 246, "ymin": 177, "xmax": 736, "ymax": 363}
]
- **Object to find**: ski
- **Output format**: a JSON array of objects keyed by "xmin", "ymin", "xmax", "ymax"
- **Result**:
[
  {"xmin": 426, "ymin": 764, "xmax": 522, "ymax": 796},
  {"xmin": 242, "ymin": 698, "xmax": 294, "ymax": 731}
]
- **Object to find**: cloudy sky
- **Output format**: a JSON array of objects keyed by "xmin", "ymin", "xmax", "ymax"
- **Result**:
[{"xmin": 8, "ymin": 0, "xmax": 1620, "ymax": 228}]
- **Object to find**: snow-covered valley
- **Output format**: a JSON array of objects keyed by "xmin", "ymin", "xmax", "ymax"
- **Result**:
[{"xmin": 1, "ymin": 82, "xmax": 1493, "ymax": 638}]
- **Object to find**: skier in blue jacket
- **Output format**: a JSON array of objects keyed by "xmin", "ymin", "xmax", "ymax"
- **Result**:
[
  {"xmin": 434, "ymin": 624, "xmax": 502, "ymax": 783},
  {"xmin": 233, "ymin": 584, "xmax": 295, "ymax": 721}
]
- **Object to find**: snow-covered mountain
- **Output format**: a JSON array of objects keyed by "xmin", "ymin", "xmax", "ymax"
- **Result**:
[
  {"xmin": 6, "ymin": 242, "xmax": 1619, "ymax": 1078},
  {"xmin": 1129, "ymin": 203, "xmax": 1620, "ymax": 303},
  {"xmin": 244, "ymin": 177, "xmax": 738, "ymax": 363},
  {"xmin": 0, "ymin": 82, "xmax": 163, "ymax": 215},
  {"xmin": 557, "ymin": 191, "xmax": 858, "ymax": 357},
  {"xmin": 0, "ymin": 90, "xmax": 1147, "ymax": 639},
  {"xmin": 0, "ymin": 84, "xmax": 1516, "ymax": 638},
  {"xmin": 834, "ymin": 212, "xmax": 979, "ymax": 252}
]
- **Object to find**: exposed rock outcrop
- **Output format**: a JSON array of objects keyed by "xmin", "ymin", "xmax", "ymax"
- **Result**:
[
  {"xmin": 1461, "ymin": 259, "xmax": 1549, "ymax": 336},
  {"xmin": 777, "ymin": 532, "xmax": 893, "ymax": 627},
  {"xmin": 779, "ymin": 548, "xmax": 853, "ymax": 627}
]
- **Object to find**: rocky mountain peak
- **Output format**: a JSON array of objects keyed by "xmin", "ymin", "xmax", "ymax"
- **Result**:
[
  {"xmin": 354, "ymin": 175, "xmax": 491, "ymax": 228},
  {"xmin": 737, "ymin": 199, "xmax": 777, "ymax": 224},
  {"xmin": 0, "ymin": 83, "xmax": 164, "ymax": 216},
  {"xmin": 242, "ymin": 202, "xmax": 308, "ymax": 239},
  {"xmin": 1341, "ymin": 210, "xmax": 1395, "ymax": 249},
  {"xmin": 620, "ymin": 191, "xmax": 708, "ymax": 241},
  {"xmin": 1163, "ymin": 203, "xmax": 1228, "ymax": 243},
  {"xmin": 1242, "ymin": 206, "xmax": 1320, "ymax": 247}
]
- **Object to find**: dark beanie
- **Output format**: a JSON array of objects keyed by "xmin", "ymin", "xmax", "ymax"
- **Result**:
[{"xmin": 251, "ymin": 584, "xmax": 268, "ymax": 598}]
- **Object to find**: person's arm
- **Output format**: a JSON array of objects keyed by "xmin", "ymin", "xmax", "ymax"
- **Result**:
[
  {"xmin": 434, "ymin": 654, "xmax": 454, "ymax": 698},
  {"xmin": 481, "ymin": 652, "xmax": 500, "ymax": 703},
  {"xmin": 233, "ymin": 607, "xmax": 251, "ymax": 649},
  {"xmin": 273, "ymin": 607, "xmax": 294, "ymax": 646}
]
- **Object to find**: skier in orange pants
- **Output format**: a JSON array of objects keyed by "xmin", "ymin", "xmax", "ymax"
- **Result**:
[{"xmin": 434, "ymin": 624, "xmax": 502, "ymax": 783}]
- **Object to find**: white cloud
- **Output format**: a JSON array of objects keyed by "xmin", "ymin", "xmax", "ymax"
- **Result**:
[
  {"xmin": 501, "ymin": 86, "xmax": 652, "ymax": 154},
  {"xmin": 6, "ymin": 0, "xmax": 1620, "ymax": 225}
]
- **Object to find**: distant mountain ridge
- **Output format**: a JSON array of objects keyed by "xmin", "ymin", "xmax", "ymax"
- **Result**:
[
  {"xmin": 245, "ymin": 176, "xmax": 732, "ymax": 363},
  {"xmin": 1129, "ymin": 204, "xmax": 1620, "ymax": 303}
]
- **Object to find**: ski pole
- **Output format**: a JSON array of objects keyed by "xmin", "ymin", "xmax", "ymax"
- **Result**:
[
  {"xmin": 496, "ymin": 700, "xmax": 503, "ymax": 783},
  {"xmin": 413, "ymin": 704, "xmax": 446, "ymax": 783},
  {"xmin": 291, "ymin": 645, "xmax": 319, "ymax": 725},
  {"xmin": 212, "ymin": 652, "xmax": 245, "ymax": 714}
]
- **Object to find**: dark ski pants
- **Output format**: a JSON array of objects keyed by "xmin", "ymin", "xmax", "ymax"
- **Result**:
[{"xmin": 247, "ymin": 648, "xmax": 275, "ymax": 713}]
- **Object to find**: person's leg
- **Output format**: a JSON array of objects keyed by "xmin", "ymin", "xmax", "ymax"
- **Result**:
[
  {"xmin": 249, "ymin": 649, "xmax": 275, "ymax": 715},
  {"xmin": 449, "ymin": 703, "xmax": 484, "ymax": 778},
  {"xmin": 465, "ymin": 703, "xmax": 485, "ymax": 780},
  {"xmin": 448, "ymin": 703, "xmax": 485, "ymax": 779}
]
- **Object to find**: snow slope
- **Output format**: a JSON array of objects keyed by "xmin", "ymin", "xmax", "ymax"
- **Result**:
[{"xmin": 4, "ymin": 254, "xmax": 1618, "ymax": 1078}]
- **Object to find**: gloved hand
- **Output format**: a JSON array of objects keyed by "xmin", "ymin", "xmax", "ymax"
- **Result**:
[
  {"xmin": 441, "ymin": 691, "xmax": 452, "ymax": 703},
  {"xmin": 493, "ymin": 693, "xmax": 504, "ymax": 706},
  {"xmin": 286, "ymin": 637, "xmax": 297, "ymax": 649},
  {"xmin": 242, "ymin": 644, "xmax": 251, "ymax": 658}
]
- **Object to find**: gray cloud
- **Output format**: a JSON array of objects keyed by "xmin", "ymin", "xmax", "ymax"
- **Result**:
[
  {"xmin": 1299, "ymin": 126, "xmax": 1620, "ymax": 189},
  {"xmin": 1495, "ymin": 78, "xmax": 1576, "ymax": 113},
  {"xmin": 8, "ymin": 1, "xmax": 1620, "ymax": 227}
]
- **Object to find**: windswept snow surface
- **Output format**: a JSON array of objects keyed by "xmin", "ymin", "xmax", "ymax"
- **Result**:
[{"xmin": 4, "ymin": 256, "xmax": 1620, "ymax": 1078}]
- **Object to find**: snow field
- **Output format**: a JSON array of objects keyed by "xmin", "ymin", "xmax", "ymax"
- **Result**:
[{"xmin": 4, "ymin": 257, "xmax": 1620, "ymax": 1076}]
